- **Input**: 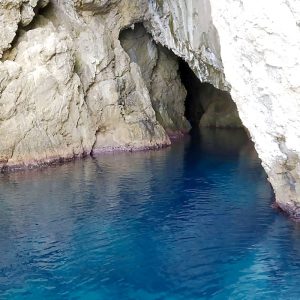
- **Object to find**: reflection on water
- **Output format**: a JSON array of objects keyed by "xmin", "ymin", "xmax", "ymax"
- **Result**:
[{"xmin": 0, "ymin": 129, "xmax": 300, "ymax": 299}]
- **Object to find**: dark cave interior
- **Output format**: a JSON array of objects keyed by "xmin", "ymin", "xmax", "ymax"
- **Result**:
[
  {"xmin": 178, "ymin": 59, "xmax": 205, "ymax": 129},
  {"xmin": 119, "ymin": 23, "xmax": 242, "ymax": 133}
]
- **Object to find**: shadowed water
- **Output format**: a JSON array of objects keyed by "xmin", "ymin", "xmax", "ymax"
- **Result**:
[{"xmin": 1, "ymin": 129, "xmax": 300, "ymax": 299}]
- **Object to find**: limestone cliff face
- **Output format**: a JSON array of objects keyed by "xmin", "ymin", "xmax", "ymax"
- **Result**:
[
  {"xmin": 148, "ymin": 0, "xmax": 300, "ymax": 218},
  {"xmin": 1, "ymin": 0, "xmax": 300, "ymax": 219},
  {"xmin": 209, "ymin": 0, "xmax": 300, "ymax": 218},
  {"xmin": 0, "ymin": 0, "xmax": 49, "ymax": 58},
  {"xmin": 120, "ymin": 24, "xmax": 190, "ymax": 136},
  {"xmin": 0, "ymin": 0, "xmax": 171, "ymax": 170},
  {"xmin": 147, "ymin": 0, "xmax": 226, "ymax": 90}
]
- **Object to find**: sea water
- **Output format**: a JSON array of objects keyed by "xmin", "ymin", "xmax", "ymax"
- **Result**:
[{"xmin": 1, "ymin": 129, "xmax": 300, "ymax": 300}]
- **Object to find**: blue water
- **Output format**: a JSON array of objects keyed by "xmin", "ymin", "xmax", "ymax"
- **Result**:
[{"xmin": 1, "ymin": 129, "xmax": 300, "ymax": 300}]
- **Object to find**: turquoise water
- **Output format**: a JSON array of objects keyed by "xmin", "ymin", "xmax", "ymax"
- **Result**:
[{"xmin": 1, "ymin": 129, "xmax": 300, "ymax": 299}]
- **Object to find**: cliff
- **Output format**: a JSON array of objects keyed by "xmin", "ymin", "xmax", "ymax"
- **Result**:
[{"xmin": 1, "ymin": 0, "xmax": 300, "ymax": 219}]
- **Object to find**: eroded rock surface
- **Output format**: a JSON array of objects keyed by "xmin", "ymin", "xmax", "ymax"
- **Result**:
[
  {"xmin": 0, "ymin": 0, "xmax": 172, "ymax": 170},
  {"xmin": 0, "ymin": 19, "xmax": 94, "ymax": 168},
  {"xmin": 147, "ymin": 0, "xmax": 300, "ymax": 218},
  {"xmin": 147, "ymin": 0, "xmax": 227, "ymax": 89},
  {"xmin": 209, "ymin": 0, "xmax": 300, "ymax": 218},
  {"xmin": 120, "ymin": 24, "xmax": 190, "ymax": 136},
  {"xmin": 0, "ymin": 0, "xmax": 49, "ymax": 58},
  {"xmin": 1, "ymin": 0, "xmax": 300, "ymax": 219},
  {"xmin": 198, "ymin": 84, "xmax": 242, "ymax": 128}
]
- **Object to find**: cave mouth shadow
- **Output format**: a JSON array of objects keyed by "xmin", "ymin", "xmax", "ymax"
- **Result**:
[
  {"xmin": 178, "ymin": 58, "xmax": 244, "ymax": 133},
  {"xmin": 119, "ymin": 22, "xmax": 243, "ymax": 136},
  {"xmin": 178, "ymin": 58, "xmax": 205, "ymax": 130}
]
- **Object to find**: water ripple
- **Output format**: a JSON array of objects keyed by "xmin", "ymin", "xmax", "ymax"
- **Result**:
[{"xmin": 0, "ymin": 129, "xmax": 299, "ymax": 299}]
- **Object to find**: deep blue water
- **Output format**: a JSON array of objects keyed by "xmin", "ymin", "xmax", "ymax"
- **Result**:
[{"xmin": 1, "ymin": 129, "xmax": 300, "ymax": 299}]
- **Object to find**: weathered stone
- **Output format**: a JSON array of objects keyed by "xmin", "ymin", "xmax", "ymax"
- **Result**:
[
  {"xmin": 151, "ymin": 45, "xmax": 191, "ymax": 136},
  {"xmin": 0, "ymin": 0, "xmax": 171, "ymax": 170},
  {"xmin": 147, "ymin": 0, "xmax": 227, "ymax": 89},
  {"xmin": 147, "ymin": 0, "xmax": 300, "ymax": 218},
  {"xmin": 0, "ymin": 20, "xmax": 94, "ymax": 168},
  {"xmin": 0, "ymin": 0, "xmax": 48, "ymax": 58},
  {"xmin": 74, "ymin": 0, "xmax": 120, "ymax": 13},
  {"xmin": 0, "ymin": 0, "xmax": 300, "ymax": 220},
  {"xmin": 120, "ymin": 24, "xmax": 190, "ymax": 137},
  {"xmin": 198, "ymin": 84, "xmax": 243, "ymax": 128},
  {"xmin": 209, "ymin": 0, "xmax": 300, "ymax": 217}
]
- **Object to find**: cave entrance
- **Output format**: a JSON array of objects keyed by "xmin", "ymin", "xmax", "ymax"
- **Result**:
[
  {"xmin": 119, "ymin": 23, "xmax": 243, "ymax": 137},
  {"xmin": 178, "ymin": 59, "xmax": 243, "ymax": 131},
  {"xmin": 178, "ymin": 59, "xmax": 204, "ymax": 129}
]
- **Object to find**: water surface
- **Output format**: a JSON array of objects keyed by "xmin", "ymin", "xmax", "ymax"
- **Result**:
[{"xmin": 1, "ymin": 129, "xmax": 300, "ymax": 299}]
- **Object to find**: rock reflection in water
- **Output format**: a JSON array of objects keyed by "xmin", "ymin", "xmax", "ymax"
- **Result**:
[{"xmin": 1, "ymin": 129, "xmax": 300, "ymax": 300}]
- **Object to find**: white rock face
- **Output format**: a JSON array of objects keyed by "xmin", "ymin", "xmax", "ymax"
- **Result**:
[
  {"xmin": 148, "ymin": 0, "xmax": 300, "ymax": 217},
  {"xmin": 1, "ymin": 0, "xmax": 300, "ymax": 218},
  {"xmin": 0, "ymin": 0, "xmax": 49, "ymax": 58},
  {"xmin": 209, "ymin": 0, "xmax": 300, "ymax": 217},
  {"xmin": 0, "ymin": 0, "xmax": 171, "ymax": 170},
  {"xmin": 0, "ymin": 20, "xmax": 94, "ymax": 167},
  {"xmin": 147, "ymin": 0, "xmax": 227, "ymax": 89}
]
